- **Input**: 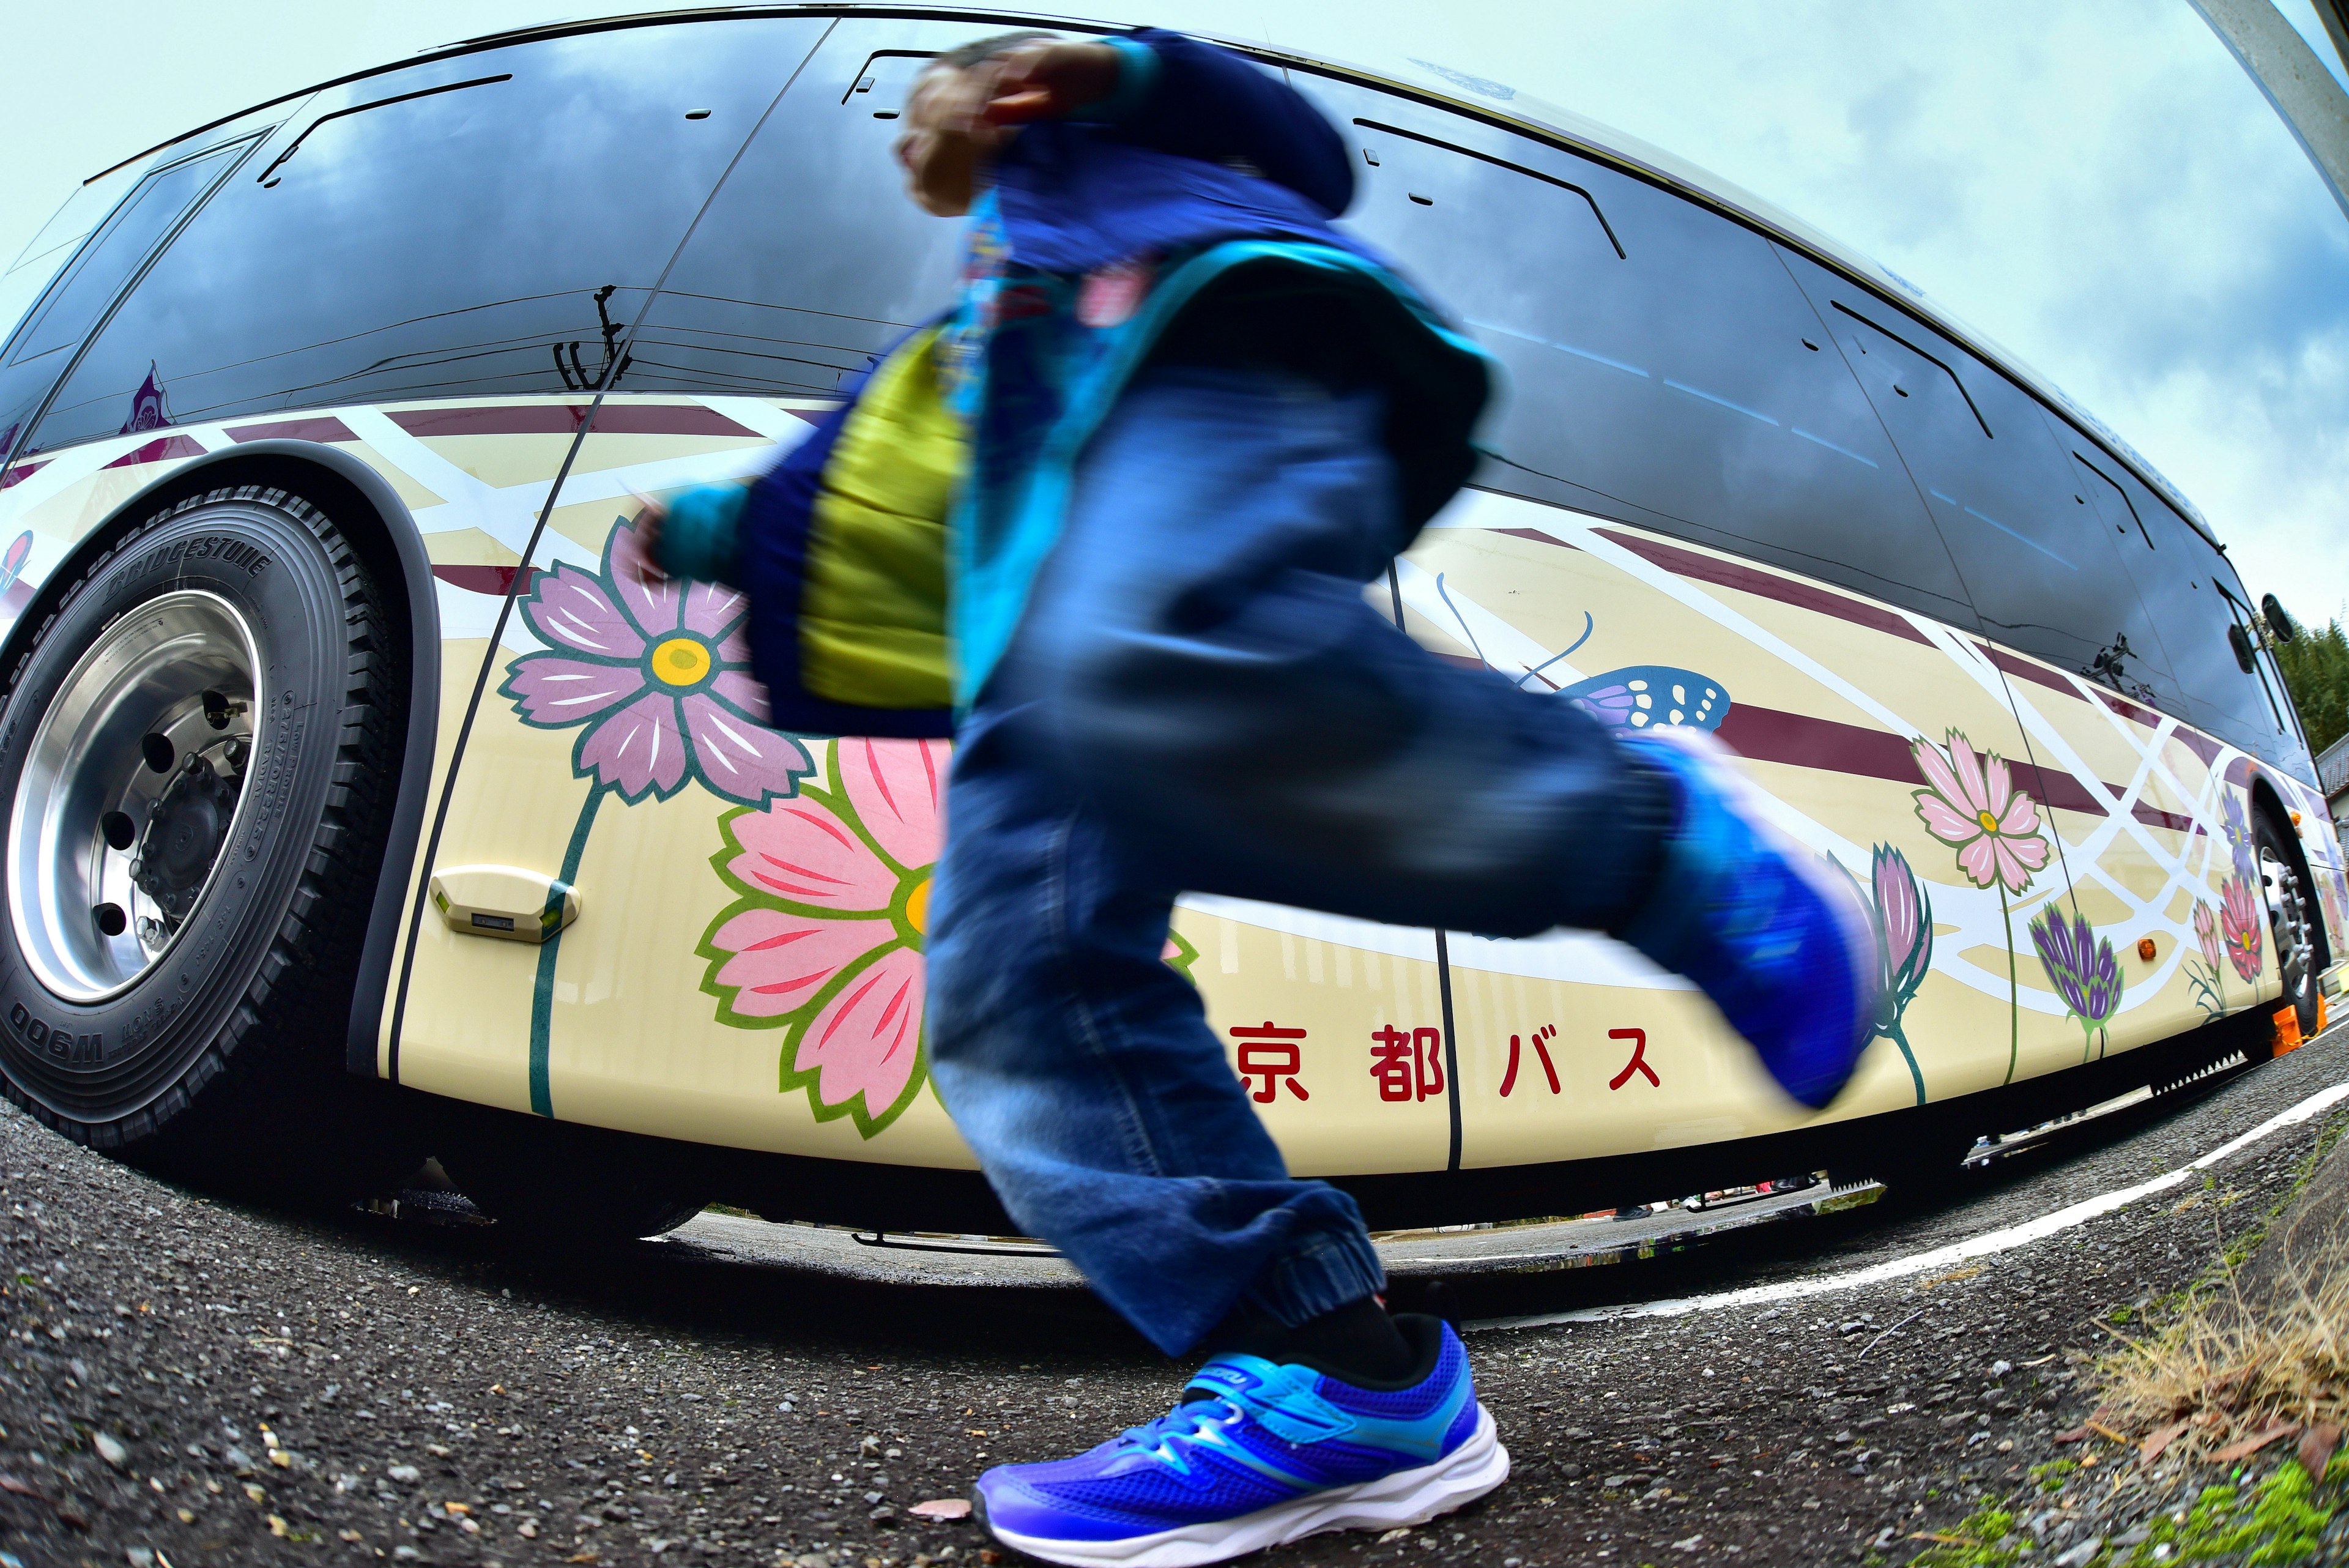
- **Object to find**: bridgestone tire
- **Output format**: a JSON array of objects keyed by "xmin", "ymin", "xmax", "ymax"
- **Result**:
[{"xmin": 0, "ymin": 485, "xmax": 412, "ymax": 1194}]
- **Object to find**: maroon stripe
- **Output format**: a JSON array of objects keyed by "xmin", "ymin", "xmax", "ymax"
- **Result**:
[
  {"xmin": 0, "ymin": 460, "xmax": 48, "ymax": 491},
  {"xmin": 1592, "ymin": 528, "xmax": 1932, "ymax": 646},
  {"xmin": 1973, "ymin": 642, "xmax": 2075, "ymax": 699},
  {"xmin": 1715, "ymin": 704, "xmax": 1921, "ymax": 785},
  {"xmin": 2173, "ymin": 729, "xmax": 2222, "ymax": 768},
  {"xmin": 2132, "ymin": 803, "xmax": 2197, "ymax": 833},
  {"xmin": 388, "ymin": 403, "xmax": 762, "ymax": 439},
  {"xmin": 431, "ymin": 564, "xmax": 541, "ymax": 598},
  {"xmin": 2012, "ymin": 760, "xmax": 2109, "ymax": 818},
  {"xmin": 1494, "ymin": 526, "xmax": 1576, "ymax": 551},
  {"xmin": 390, "ymin": 406, "xmax": 592, "ymax": 437},
  {"xmin": 227, "ymin": 415, "xmax": 358, "ymax": 444},
  {"xmin": 1479, "ymin": 525, "xmax": 2254, "ymax": 812},
  {"xmin": 1715, "ymin": 702, "xmax": 2118, "ymax": 819},
  {"xmin": 104, "ymin": 435, "xmax": 205, "ymax": 469},
  {"xmin": 590, "ymin": 404, "xmax": 762, "ymax": 438},
  {"xmin": 2097, "ymin": 691, "xmax": 2162, "ymax": 728}
]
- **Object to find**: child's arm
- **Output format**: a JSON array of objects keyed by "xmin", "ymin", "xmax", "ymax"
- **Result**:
[{"xmin": 984, "ymin": 31, "xmax": 1354, "ymax": 218}]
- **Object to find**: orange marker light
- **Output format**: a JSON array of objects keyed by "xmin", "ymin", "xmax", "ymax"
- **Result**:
[{"xmin": 2137, "ymin": 937, "xmax": 2158, "ymax": 962}]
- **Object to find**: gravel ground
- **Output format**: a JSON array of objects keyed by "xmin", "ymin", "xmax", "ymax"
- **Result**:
[{"xmin": 1, "ymin": 1026, "xmax": 2343, "ymax": 1568}]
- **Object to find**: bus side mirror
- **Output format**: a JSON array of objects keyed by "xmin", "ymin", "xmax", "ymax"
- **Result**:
[
  {"xmin": 2262, "ymin": 593, "xmax": 2297, "ymax": 642},
  {"xmin": 2228, "ymin": 622, "xmax": 2257, "ymax": 674}
]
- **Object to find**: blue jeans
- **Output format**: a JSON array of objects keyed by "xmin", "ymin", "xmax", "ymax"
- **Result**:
[{"xmin": 926, "ymin": 368, "xmax": 1671, "ymax": 1356}]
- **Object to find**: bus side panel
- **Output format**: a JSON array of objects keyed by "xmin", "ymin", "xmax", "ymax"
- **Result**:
[{"xmin": 1401, "ymin": 498, "xmax": 2095, "ymax": 1168}]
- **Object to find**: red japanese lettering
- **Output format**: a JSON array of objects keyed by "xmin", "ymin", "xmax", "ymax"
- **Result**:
[
  {"xmin": 1608, "ymin": 1027, "xmax": 1658, "ymax": 1090},
  {"xmin": 1499, "ymin": 1024, "xmax": 1561, "ymax": 1097},
  {"xmin": 1230, "ymin": 1022, "xmax": 1310, "ymax": 1104},
  {"xmin": 1370, "ymin": 1025, "xmax": 1445, "ymax": 1102}
]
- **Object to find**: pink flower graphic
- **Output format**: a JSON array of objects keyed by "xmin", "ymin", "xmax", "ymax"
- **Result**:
[
  {"xmin": 2186, "ymin": 899, "xmax": 2230, "ymax": 1020},
  {"xmin": 2192, "ymin": 901, "xmax": 2223, "ymax": 972},
  {"xmin": 702, "ymin": 737, "xmax": 948, "ymax": 1135},
  {"xmin": 699, "ymin": 736, "xmax": 1200, "ymax": 1134},
  {"xmin": 1910, "ymin": 729, "xmax": 2051, "ymax": 1085},
  {"xmin": 2221, "ymin": 871, "xmax": 2265, "ymax": 985},
  {"xmin": 503, "ymin": 518, "xmax": 811, "ymax": 805},
  {"xmin": 1847, "ymin": 844, "xmax": 1933, "ymax": 1104},
  {"xmin": 1910, "ymin": 730, "xmax": 2050, "ymax": 894}
]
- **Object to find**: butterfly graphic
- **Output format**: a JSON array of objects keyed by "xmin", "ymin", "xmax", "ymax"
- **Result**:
[
  {"xmin": 1557, "ymin": 665, "xmax": 1729, "ymax": 732},
  {"xmin": 1433, "ymin": 571, "xmax": 1729, "ymax": 732},
  {"xmin": 0, "ymin": 531, "xmax": 30, "ymax": 598}
]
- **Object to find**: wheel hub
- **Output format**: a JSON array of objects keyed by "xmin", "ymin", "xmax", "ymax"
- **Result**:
[
  {"xmin": 2262, "ymin": 845, "xmax": 2314, "ymax": 1008},
  {"xmin": 135, "ymin": 746, "xmax": 245, "ymax": 916},
  {"xmin": 7, "ymin": 592, "xmax": 262, "ymax": 1003}
]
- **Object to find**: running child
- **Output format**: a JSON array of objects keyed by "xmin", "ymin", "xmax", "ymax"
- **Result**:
[{"xmin": 644, "ymin": 29, "xmax": 1881, "ymax": 1567}]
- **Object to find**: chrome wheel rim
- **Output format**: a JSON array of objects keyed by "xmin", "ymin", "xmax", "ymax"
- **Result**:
[
  {"xmin": 2262, "ymin": 844, "xmax": 2314, "ymax": 1014},
  {"xmin": 7, "ymin": 591, "xmax": 262, "ymax": 1004}
]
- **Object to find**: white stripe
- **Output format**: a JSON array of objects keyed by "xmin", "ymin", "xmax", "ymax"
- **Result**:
[{"xmin": 1465, "ymin": 1075, "xmax": 2349, "ymax": 1333}]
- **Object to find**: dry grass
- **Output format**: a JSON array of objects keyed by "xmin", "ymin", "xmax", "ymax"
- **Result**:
[{"xmin": 2097, "ymin": 1194, "xmax": 2349, "ymax": 1463}]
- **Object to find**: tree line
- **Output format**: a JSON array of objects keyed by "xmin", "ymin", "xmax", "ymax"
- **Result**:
[{"xmin": 2275, "ymin": 612, "xmax": 2349, "ymax": 759}]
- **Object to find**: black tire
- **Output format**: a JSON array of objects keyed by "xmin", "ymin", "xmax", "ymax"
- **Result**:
[
  {"xmin": 0, "ymin": 485, "xmax": 415, "ymax": 1196},
  {"xmin": 2255, "ymin": 811, "xmax": 2321, "ymax": 1043}
]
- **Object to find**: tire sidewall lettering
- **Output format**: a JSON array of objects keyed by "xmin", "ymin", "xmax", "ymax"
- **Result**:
[{"xmin": 0, "ymin": 498, "xmax": 342, "ymax": 1124}]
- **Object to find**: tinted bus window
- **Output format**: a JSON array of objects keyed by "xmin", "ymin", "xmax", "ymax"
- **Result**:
[
  {"xmin": 0, "ymin": 144, "xmax": 245, "ymax": 459},
  {"xmin": 26, "ymin": 18, "xmax": 826, "ymax": 452},
  {"xmin": 2096, "ymin": 467, "xmax": 2282, "ymax": 758},
  {"xmin": 1294, "ymin": 82, "xmax": 1975, "ymax": 627},
  {"xmin": 0, "ymin": 160, "xmax": 157, "ymax": 362},
  {"xmin": 1778, "ymin": 250, "xmax": 2171, "ymax": 688},
  {"xmin": 625, "ymin": 19, "xmax": 976, "ymax": 397}
]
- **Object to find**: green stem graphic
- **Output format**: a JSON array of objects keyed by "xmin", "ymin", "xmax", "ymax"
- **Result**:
[
  {"xmin": 2000, "ymin": 881, "xmax": 2019, "ymax": 1085},
  {"xmin": 529, "ymin": 786, "xmax": 606, "ymax": 1118},
  {"xmin": 1885, "ymin": 1017, "xmax": 1927, "ymax": 1106}
]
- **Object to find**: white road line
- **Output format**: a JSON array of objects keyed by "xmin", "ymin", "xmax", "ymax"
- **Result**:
[{"xmin": 1464, "ymin": 1074, "xmax": 2349, "ymax": 1334}]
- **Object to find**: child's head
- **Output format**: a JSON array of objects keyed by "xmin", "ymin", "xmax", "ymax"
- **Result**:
[{"xmin": 895, "ymin": 31, "xmax": 1120, "ymax": 217}]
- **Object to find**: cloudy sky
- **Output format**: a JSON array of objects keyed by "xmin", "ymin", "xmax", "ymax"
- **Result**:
[{"xmin": 5, "ymin": 1, "xmax": 2345, "ymax": 630}]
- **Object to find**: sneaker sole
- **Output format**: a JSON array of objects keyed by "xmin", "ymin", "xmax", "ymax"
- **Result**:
[{"xmin": 982, "ymin": 1404, "xmax": 1512, "ymax": 1568}]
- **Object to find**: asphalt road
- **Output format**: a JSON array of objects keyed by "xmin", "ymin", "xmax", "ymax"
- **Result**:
[{"xmin": 2, "ymin": 1025, "xmax": 2345, "ymax": 1568}]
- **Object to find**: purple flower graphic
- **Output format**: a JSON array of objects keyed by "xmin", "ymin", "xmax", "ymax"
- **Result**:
[
  {"xmin": 1851, "ymin": 844, "xmax": 1934, "ymax": 1104},
  {"xmin": 2217, "ymin": 791, "xmax": 2257, "ymax": 885},
  {"xmin": 2028, "ymin": 907, "xmax": 2123, "ymax": 1061},
  {"xmin": 503, "ymin": 516, "xmax": 815, "ymax": 1125},
  {"xmin": 503, "ymin": 516, "xmax": 811, "ymax": 806}
]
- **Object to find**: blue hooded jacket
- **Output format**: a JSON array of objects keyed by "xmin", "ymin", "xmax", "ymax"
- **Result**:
[{"xmin": 659, "ymin": 29, "xmax": 1493, "ymax": 738}]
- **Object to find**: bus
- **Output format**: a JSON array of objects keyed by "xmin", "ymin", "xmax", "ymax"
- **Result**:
[{"xmin": 0, "ymin": 6, "xmax": 2338, "ymax": 1240}]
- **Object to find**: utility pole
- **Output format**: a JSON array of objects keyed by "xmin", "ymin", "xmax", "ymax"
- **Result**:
[{"xmin": 2186, "ymin": 0, "xmax": 2349, "ymax": 220}]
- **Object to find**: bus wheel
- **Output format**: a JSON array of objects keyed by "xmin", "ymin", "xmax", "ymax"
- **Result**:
[
  {"xmin": 2256, "ymin": 812, "xmax": 2320, "ymax": 1042},
  {"xmin": 0, "ymin": 486, "xmax": 417, "ymax": 1196}
]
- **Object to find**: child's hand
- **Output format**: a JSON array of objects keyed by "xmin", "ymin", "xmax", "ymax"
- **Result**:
[{"xmin": 975, "ymin": 42, "xmax": 1123, "ymax": 127}]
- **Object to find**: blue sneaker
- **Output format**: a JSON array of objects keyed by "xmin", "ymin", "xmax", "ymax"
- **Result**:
[
  {"xmin": 1615, "ymin": 726, "xmax": 1883, "ymax": 1109},
  {"xmin": 973, "ymin": 1318, "xmax": 1507, "ymax": 1567}
]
